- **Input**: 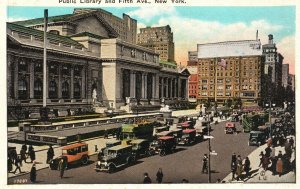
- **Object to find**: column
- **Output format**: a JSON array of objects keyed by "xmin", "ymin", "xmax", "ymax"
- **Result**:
[
  {"xmin": 29, "ymin": 60, "xmax": 34, "ymax": 99},
  {"xmin": 185, "ymin": 79, "xmax": 189, "ymax": 99},
  {"xmin": 130, "ymin": 71, "xmax": 136, "ymax": 98},
  {"xmin": 152, "ymin": 74, "xmax": 156, "ymax": 99},
  {"xmin": 178, "ymin": 78, "xmax": 181, "ymax": 99},
  {"xmin": 81, "ymin": 66, "xmax": 86, "ymax": 99},
  {"xmin": 143, "ymin": 73, "xmax": 148, "ymax": 99},
  {"xmin": 165, "ymin": 78, "xmax": 169, "ymax": 98},
  {"xmin": 14, "ymin": 57, "xmax": 19, "ymax": 99},
  {"xmin": 160, "ymin": 77, "xmax": 164, "ymax": 98},
  {"xmin": 70, "ymin": 65, "xmax": 74, "ymax": 99},
  {"xmin": 170, "ymin": 78, "xmax": 173, "ymax": 98},
  {"xmin": 46, "ymin": 64, "xmax": 49, "ymax": 98},
  {"xmin": 58, "ymin": 64, "xmax": 62, "ymax": 99},
  {"xmin": 141, "ymin": 73, "xmax": 145, "ymax": 99}
]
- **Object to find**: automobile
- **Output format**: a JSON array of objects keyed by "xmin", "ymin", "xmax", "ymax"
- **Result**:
[
  {"xmin": 169, "ymin": 128, "xmax": 183, "ymax": 143},
  {"xmin": 98, "ymin": 139, "xmax": 122, "ymax": 160},
  {"xmin": 50, "ymin": 142, "xmax": 89, "ymax": 170},
  {"xmin": 248, "ymin": 131, "xmax": 268, "ymax": 146},
  {"xmin": 225, "ymin": 122, "xmax": 237, "ymax": 134},
  {"xmin": 129, "ymin": 139, "xmax": 151, "ymax": 158},
  {"xmin": 178, "ymin": 129, "xmax": 196, "ymax": 145},
  {"xmin": 156, "ymin": 136, "xmax": 177, "ymax": 156},
  {"xmin": 94, "ymin": 144, "xmax": 136, "ymax": 173},
  {"xmin": 155, "ymin": 130, "xmax": 174, "ymax": 138}
]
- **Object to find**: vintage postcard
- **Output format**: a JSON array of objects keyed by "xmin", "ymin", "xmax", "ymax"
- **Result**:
[{"xmin": 2, "ymin": 0, "xmax": 299, "ymax": 188}]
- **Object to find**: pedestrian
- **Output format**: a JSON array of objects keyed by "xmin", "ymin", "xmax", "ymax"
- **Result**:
[
  {"xmin": 267, "ymin": 137, "xmax": 273, "ymax": 147},
  {"xmin": 20, "ymin": 148, "xmax": 27, "ymax": 165},
  {"xmin": 289, "ymin": 137, "xmax": 294, "ymax": 149},
  {"xmin": 143, "ymin": 172, "xmax": 152, "ymax": 183},
  {"xmin": 231, "ymin": 161, "xmax": 237, "ymax": 180},
  {"xmin": 28, "ymin": 145, "xmax": 33, "ymax": 155},
  {"xmin": 30, "ymin": 162, "xmax": 37, "ymax": 183},
  {"xmin": 22, "ymin": 144, "xmax": 28, "ymax": 157},
  {"xmin": 8, "ymin": 157, "xmax": 13, "ymax": 173},
  {"xmin": 13, "ymin": 155, "xmax": 22, "ymax": 174},
  {"xmin": 271, "ymin": 156, "xmax": 277, "ymax": 175},
  {"xmin": 231, "ymin": 153, "xmax": 237, "ymax": 164},
  {"xmin": 104, "ymin": 129, "xmax": 108, "ymax": 139},
  {"xmin": 270, "ymin": 145, "xmax": 276, "ymax": 159},
  {"xmin": 265, "ymin": 146, "xmax": 272, "ymax": 158},
  {"xmin": 202, "ymin": 154, "xmax": 208, "ymax": 174},
  {"xmin": 58, "ymin": 158, "xmax": 67, "ymax": 178},
  {"xmin": 29, "ymin": 146, "xmax": 36, "ymax": 163},
  {"xmin": 156, "ymin": 168, "xmax": 163, "ymax": 183},
  {"xmin": 47, "ymin": 145, "xmax": 55, "ymax": 164},
  {"xmin": 236, "ymin": 155, "xmax": 242, "ymax": 165},
  {"xmin": 262, "ymin": 155, "xmax": 270, "ymax": 171},
  {"xmin": 278, "ymin": 150, "xmax": 283, "ymax": 159},
  {"xmin": 276, "ymin": 158, "xmax": 283, "ymax": 177},
  {"xmin": 259, "ymin": 151, "xmax": 264, "ymax": 167},
  {"xmin": 244, "ymin": 157, "xmax": 251, "ymax": 178},
  {"xmin": 236, "ymin": 162, "xmax": 243, "ymax": 181}
]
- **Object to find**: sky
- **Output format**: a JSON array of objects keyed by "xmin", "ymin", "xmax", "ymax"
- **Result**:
[{"xmin": 7, "ymin": 6, "xmax": 296, "ymax": 74}]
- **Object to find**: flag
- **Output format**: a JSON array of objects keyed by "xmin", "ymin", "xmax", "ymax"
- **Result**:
[{"xmin": 217, "ymin": 58, "xmax": 226, "ymax": 68}]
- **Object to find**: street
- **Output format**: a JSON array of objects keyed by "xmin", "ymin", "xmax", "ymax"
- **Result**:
[{"xmin": 8, "ymin": 120, "xmax": 257, "ymax": 184}]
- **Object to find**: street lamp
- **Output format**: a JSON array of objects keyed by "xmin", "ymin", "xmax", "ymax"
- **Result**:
[{"xmin": 265, "ymin": 101, "xmax": 276, "ymax": 137}]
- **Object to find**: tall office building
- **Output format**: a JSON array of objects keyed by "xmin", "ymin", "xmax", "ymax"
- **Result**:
[
  {"xmin": 282, "ymin": 64, "xmax": 289, "ymax": 88},
  {"xmin": 196, "ymin": 39, "xmax": 264, "ymax": 104},
  {"xmin": 137, "ymin": 25, "xmax": 175, "ymax": 63}
]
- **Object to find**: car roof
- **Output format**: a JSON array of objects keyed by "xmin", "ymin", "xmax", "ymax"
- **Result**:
[
  {"xmin": 130, "ymin": 139, "xmax": 147, "ymax": 144},
  {"xmin": 158, "ymin": 136, "xmax": 174, "ymax": 140},
  {"xmin": 108, "ymin": 144, "xmax": 132, "ymax": 151},
  {"xmin": 62, "ymin": 142, "xmax": 87, "ymax": 150},
  {"xmin": 156, "ymin": 131, "xmax": 173, "ymax": 136},
  {"xmin": 183, "ymin": 129, "xmax": 196, "ymax": 133}
]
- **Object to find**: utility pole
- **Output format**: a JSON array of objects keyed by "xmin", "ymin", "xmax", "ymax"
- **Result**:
[{"xmin": 208, "ymin": 114, "xmax": 211, "ymax": 183}]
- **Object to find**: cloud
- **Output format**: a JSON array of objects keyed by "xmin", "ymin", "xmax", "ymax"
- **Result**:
[
  {"xmin": 127, "ymin": 6, "xmax": 176, "ymax": 22},
  {"xmin": 7, "ymin": 17, "xmax": 29, "ymax": 22},
  {"xmin": 277, "ymin": 36, "xmax": 295, "ymax": 74},
  {"xmin": 133, "ymin": 9, "xmax": 290, "ymax": 69}
]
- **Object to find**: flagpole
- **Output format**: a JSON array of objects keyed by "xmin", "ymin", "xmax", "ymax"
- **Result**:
[{"xmin": 43, "ymin": 9, "xmax": 48, "ymax": 108}]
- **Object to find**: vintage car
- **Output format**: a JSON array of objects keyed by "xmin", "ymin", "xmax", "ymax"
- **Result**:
[
  {"xmin": 94, "ymin": 145, "xmax": 136, "ymax": 173},
  {"xmin": 129, "ymin": 139, "xmax": 151, "ymax": 158},
  {"xmin": 98, "ymin": 139, "xmax": 122, "ymax": 160},
  {"xmin": 178, "ymin": 129, "xmax": 196, "ymax": 145},
  {"xmin": 50, "ymin": 142, "xmax": 89, "ymax": 170},
  {"xmin": 156, "ymin": 136, "xmax": 177, "ymax": 156},
  {"xmin": 177, "ymin": 121, "xmax": 194, "ymax": 130},
  {"xmin": 225, "ymin": 122, "xmax": 237, "ymax": 134},
  {"xmin": 248, "ymin": 131, "xmax": 268, "ymax": 146},
  {"xmin": 155, "ymin": 130, "xmax": 174, "ymax": 138}
]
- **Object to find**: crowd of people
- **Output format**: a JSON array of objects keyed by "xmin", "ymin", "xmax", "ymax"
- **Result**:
[{"xmin": 259, "ymin": 136, "xmax": 295, "ymax": 177}]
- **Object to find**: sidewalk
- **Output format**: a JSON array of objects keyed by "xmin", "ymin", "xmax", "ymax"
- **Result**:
[
  {"xmin": 222, "ymin": 136, "xmax": 296, "ymax": 183},
  {"xmin": 8, "ymin": 136, "xmax": 110, "ymax": 178}
]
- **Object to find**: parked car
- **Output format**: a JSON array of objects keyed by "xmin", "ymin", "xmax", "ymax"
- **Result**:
[
  {"xmin": 50, "ymin": 142, "xmax": 89, "ymax": 170},
  {"xmin": 156, "ymin": 136, "xmax": 177, "ymax": 156},
  {"xmin": 130, "ymin": 139, "xmax": 151, "ymax": 158},
  {"xmin": 248, "ymin": 131, "xmax": 268, "ymax": 146},
  {"xmin": 178, "ymin": 129, "xmax": 196, "ymax": 145},
  {"xmin": 94, "ymin": 145, "xmax": 136, "ymax": 173},
  {"xmin": 98, "ymin": 139, "xmax": 122, "ymax": 160},
  {"xmin": 225, "ymin": 122, "xmax": 237, "ymax": 134}
]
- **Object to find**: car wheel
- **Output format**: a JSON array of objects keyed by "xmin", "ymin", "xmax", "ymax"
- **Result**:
[
  {"xmin": 108, "ymin": 164, "xmax": 116, "ymax": 173},
  {"xmin": 81, "ymin": 156, "xmax": 89, "ymax": 165},
  {"xmin": 160, "ymin": 150, "xmax": 166, "ymax": 156},
  {"xmin": 227, "ymin": 128, "xmax": 233, "ymax": 133}
]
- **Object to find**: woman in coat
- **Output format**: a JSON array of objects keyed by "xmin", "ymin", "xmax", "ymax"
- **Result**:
[
  {"xmin": 156, "ymin": 168, "xmax": 163, "ymax": 183},
  {"xmin": 30, "ymin": 162, "xmax": 37, "ymax": 182},
  {"xmin": 276, "ymin": 158, "xmax": 283, "ymax": 177},
  {"xmin": 236, "ymin": 163, "xmax": 243, "ymax": 181}
]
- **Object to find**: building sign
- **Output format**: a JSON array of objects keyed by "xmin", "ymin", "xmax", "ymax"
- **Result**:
[
  {"xmin": 28, "ymin": 135, "xmax": 41, "ymax": 141},
  {"xmin": 42, "ymin": 136, "xmax": 57, "ymax": 143}
]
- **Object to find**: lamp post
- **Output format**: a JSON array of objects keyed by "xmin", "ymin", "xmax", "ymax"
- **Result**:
[{"xmin": 265, "ymin": 101, "xmax": 276, "ymax": 137}]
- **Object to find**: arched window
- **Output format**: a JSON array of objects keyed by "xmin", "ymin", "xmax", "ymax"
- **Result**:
[
  {"xmin": 74, "ymin": 82, "xmax": 81, "ymax": 99},
  {"xmin": 18, "ymin": 80, "xmax": 28, "ymax": 99},
  {"xmin": 34, "ymin": 79, "xmax": 42, "ymax": 99},
  {"xmin": 49, "ymin": 80, "xmax": 57, "ymax": 99},
  {"xmin": 62, "ymin": 81, "xmax": 70, "ymax": 99}
]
